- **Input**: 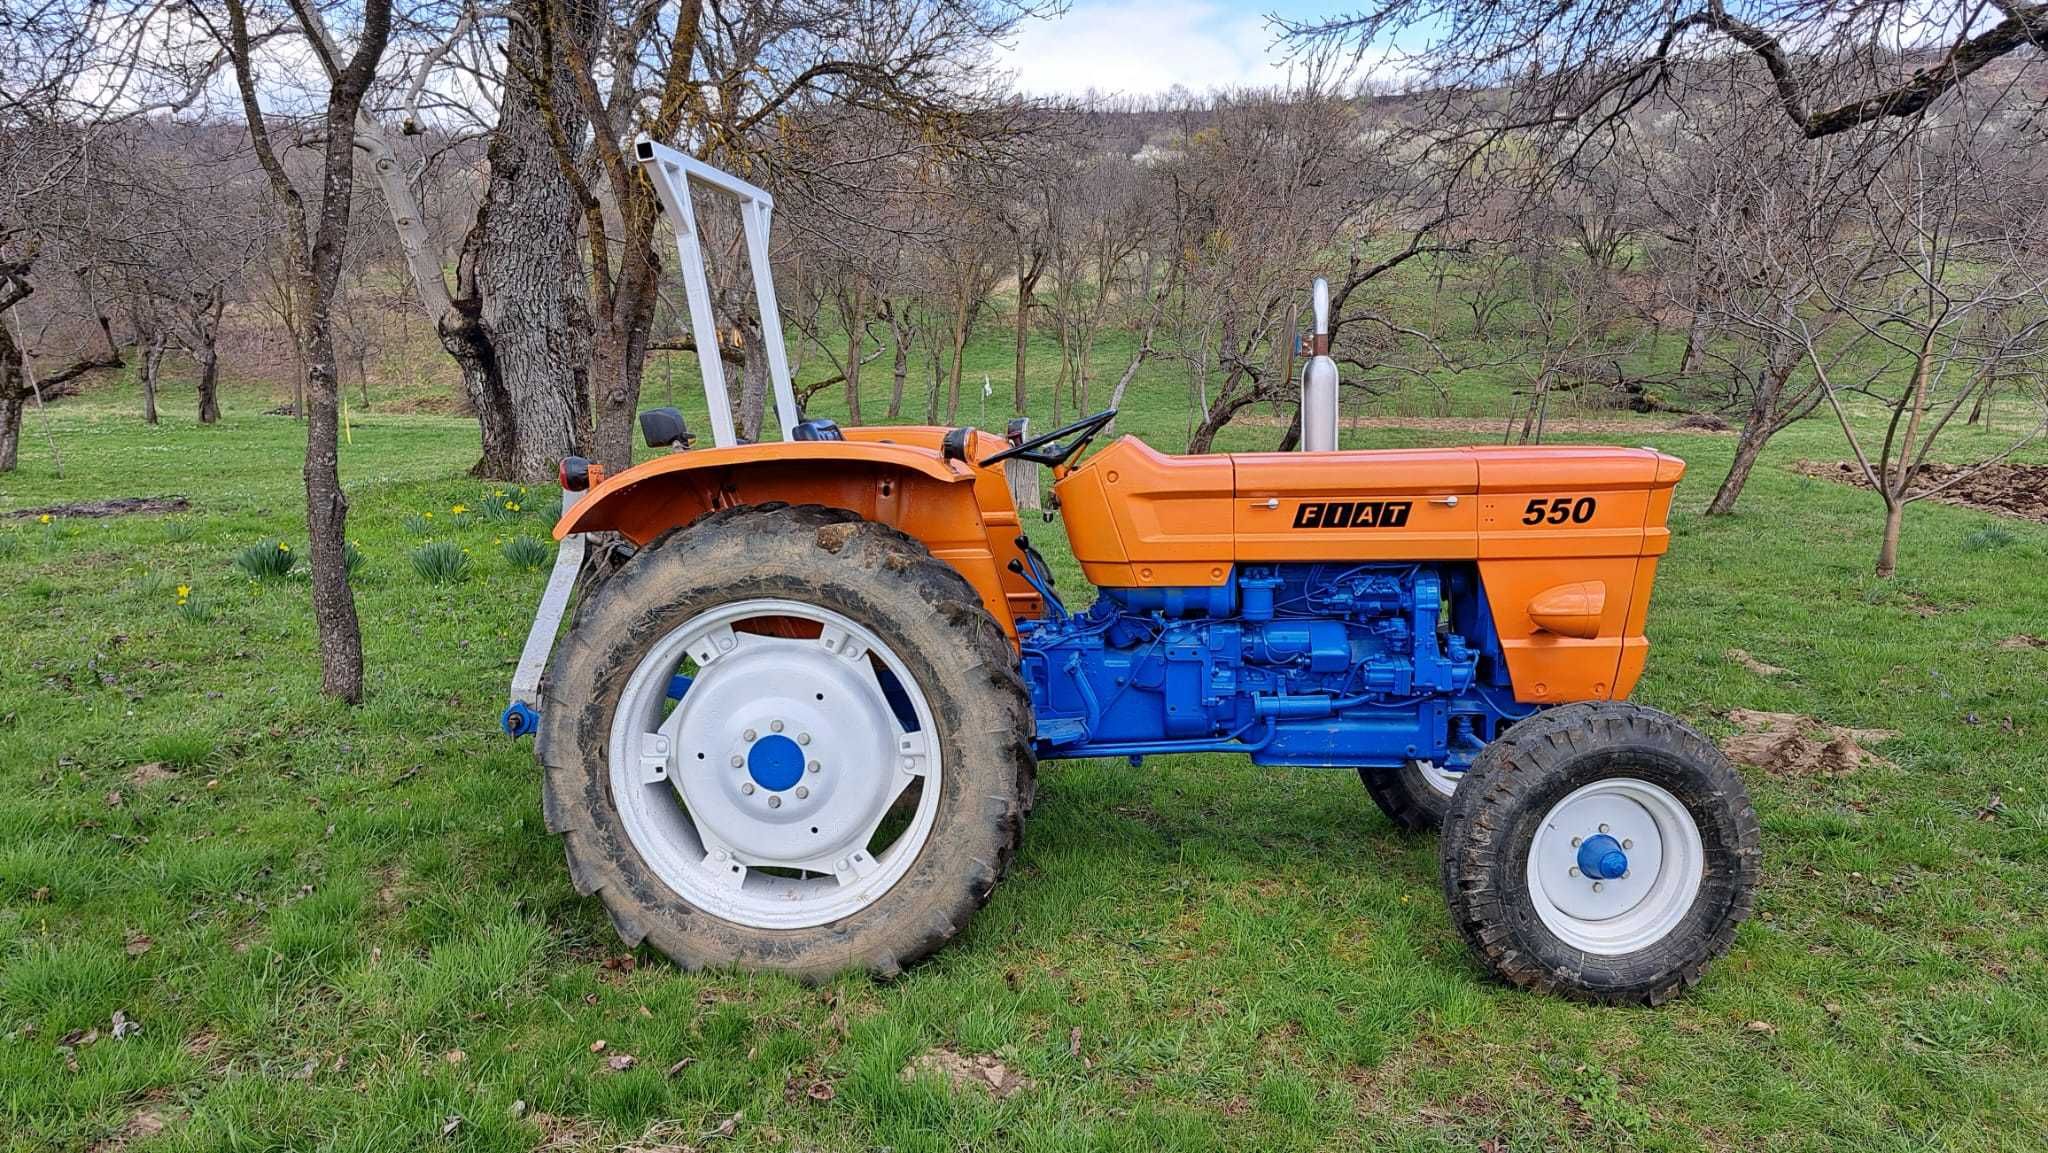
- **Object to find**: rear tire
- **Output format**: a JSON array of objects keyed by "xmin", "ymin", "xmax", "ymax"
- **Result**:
[
  {"xmin": 538, "ymin": 504, "xmax": 1034, "ymax": 980},
  {"xmin": 1439, "ymin": 702, "xmax": 1760, "ymax": 1005},
  {"xmin": 1360, "ymin": 759, "xmax": 1463, "ymax": 831}
]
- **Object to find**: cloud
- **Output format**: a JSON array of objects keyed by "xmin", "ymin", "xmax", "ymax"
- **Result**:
[{"xmin": 995, "ymin": 1, "xmax": 1297, "ymax": 97}]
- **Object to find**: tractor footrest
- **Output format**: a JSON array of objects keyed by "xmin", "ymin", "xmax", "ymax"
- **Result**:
[{"xmin": 1036, "ymin": 717, "xmax": 1090, "ymax": 747}]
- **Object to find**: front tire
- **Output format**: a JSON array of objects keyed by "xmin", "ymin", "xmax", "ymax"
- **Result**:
[
  {"xmin": 1439, "ymin": 702, "xmax": 1760, "ymax": 1005},
  {"xmin": 538, "ymin": 504, "xmax": 1034, "ymax": 980},
  {"xmin": 1360, "ymin": 758, "xmax": 1464, "ymax": 831}
]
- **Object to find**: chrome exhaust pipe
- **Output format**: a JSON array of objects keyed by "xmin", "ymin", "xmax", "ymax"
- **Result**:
[{"xmin": 1301, "ymin": 277, "xmax": 1337, "ymax": 452}]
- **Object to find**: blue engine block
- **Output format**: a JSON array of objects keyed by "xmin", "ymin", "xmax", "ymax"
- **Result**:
[{"xmin": 1017, "ymin": 563, "xmax": 1537, "ymax": 769}]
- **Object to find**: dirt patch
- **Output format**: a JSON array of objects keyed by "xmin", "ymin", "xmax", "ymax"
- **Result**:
[
  {"xmin": 901, "ymin": 1047, "xmax": 1033, "ymax": 1098},
  {"xmin": 1794, "ymin": 460, "xmax": 2048, "ymax": 524},
  {"xmin": 10, "ymin": 496, "xmax": 191, "ymax": 520},
  {"xmin": 1721, "ymin": 710, "xmax": 1895, "ymax": 777},
  {"xmin": 1673, "ymin": 413, "xmax": 1733, "ymax": 431},
  {"xmin": 1998, "ymin": 634, "xmax": 2048, "ymax": 651},
  {"xmin": 530, "ymin": 1112, "xmax": 604, "ymax": 1151},
  {"xmin": 1726, "ymin": 649, "xmax": 1791, "ymax": 677},
  {"xmin": 128, "ymin": 761, "xmax": 178, "ymax": 787},
  {"xmin": 85, "ymin": 1108, "xmax": 173, "ymax": 1152}
]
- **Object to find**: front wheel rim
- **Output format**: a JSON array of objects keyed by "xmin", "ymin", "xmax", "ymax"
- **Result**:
[
  {"xmin": 1413, "ymin": 758, "xmax": 1463, "ymax": 799},
  {"xmin": 606, "ymin": 598, "xmax": 941, "ymax": 930},
  {"xmin": 1525, "ymin": 777, "xmax": 1705, "ymax": 956}
]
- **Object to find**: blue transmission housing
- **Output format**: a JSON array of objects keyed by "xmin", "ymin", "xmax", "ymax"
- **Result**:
[{"xmin": 1018, "ymin": 563, "xmax": 1536, "ymax": 768}]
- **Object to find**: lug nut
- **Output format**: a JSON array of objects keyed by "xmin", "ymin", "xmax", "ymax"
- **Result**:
[
  {"xmin": 729, "ymin": 755, "xmax": 744, "ymax": 767},
  {"xmin": 901, "ymin": 756, "xmax": 916, "ymax": 771},
  {"xmin": 1622, "ymin": 838, "xmax": 1633, "ymax": 849},
  {"xmin": 1571, "ymin": 836, "xmax": 1582, "ymax": 847},
  {"xmin": 797, "ymin": 733, "xmax": 811, "ymax": 746},
  {"xmin": 770, "ymin": 720, "xmax": 784, "ymax": 733},
  {"xmin": 768, "ymin": 795, "xmax": 782, "ymax": 809},
  {"xmin": 1569, "ymin": 866, "xmax": 1581, "ymax": 877},
  {"xmin": 741, "ymin": 782, "xmax": 755, "ymax": 795},
  {"xmin": 807, "ymin": 760, "xmax": 820, "ymax": 774},
  {"xmin": 1598, "ymin": 823, "xmax": 1610, "ymax": 833},
  {"xmin": 795, "ymin": 786, "xmax": 809, "ymax": 799},
  {"xmin": 744, "ymin": 728, "xmax": 757, "ymax": 742},
  {"xmin": 1592, "ymin": 881, "xmax": 1604, "ymax": 892}
]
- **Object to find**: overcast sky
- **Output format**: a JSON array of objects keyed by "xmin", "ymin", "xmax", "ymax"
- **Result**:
[{"xmin": 994, "ymin": 0, "xmax": 1336, "ymax": 97}]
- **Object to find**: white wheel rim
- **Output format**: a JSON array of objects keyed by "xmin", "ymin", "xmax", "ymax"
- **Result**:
[
  {"xmin": 606, "ymin": 598, "xmax": 940, "ymax": 930},
  {"xmin": 1525, "ymin": 777, "xmax": 1704, "ymax": 956},
  {"xmin": 1413, "ymin": 759, "xmax": 1463, "ymax": 798}
]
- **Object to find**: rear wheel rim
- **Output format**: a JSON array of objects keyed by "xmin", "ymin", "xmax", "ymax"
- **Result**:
[
  {"xmin": 606, "ymin": 598, "xmax": 941, "ymax": 930},
  {"xmin": 1525, "ymin": 777, "xmax": 1704, "ymax": 955}
]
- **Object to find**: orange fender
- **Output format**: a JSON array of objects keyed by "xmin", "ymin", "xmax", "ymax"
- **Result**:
[{"xmin": 553, "ymin": 433, "xmax": 1037, "ymax": 637}]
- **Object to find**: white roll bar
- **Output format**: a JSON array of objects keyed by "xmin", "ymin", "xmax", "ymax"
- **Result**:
[{"xmin": 633, "ymin": 136, "xmax": 800, "ymax": 446}]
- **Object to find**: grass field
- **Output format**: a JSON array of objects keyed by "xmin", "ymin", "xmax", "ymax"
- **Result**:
[{"xmin": 2, "ymin": 332, "xmax": 2046, "ymax": 1152}]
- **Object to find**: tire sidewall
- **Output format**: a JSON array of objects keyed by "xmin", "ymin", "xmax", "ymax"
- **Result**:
[
  {"xmin": 1442, "ymin": 705, "xmax": 1760, "ymax": 1002},
  {"xmin": 1489, "ymin": 747, "xmax": 1746, "ymax": 984},
  {"xmin": 543, "ymin": 511, "xmax": 1026, "ymax": 976}
]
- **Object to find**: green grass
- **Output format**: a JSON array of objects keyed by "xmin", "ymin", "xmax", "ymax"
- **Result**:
[{"xmin": 2, "ymin": 336, "xmax": 2047, "ymax": 1152}]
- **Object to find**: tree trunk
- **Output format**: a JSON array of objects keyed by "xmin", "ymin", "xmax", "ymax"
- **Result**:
[
  {"xmin": 946, "ymin": 289, "xmax": 969, "ymax": 423},
  {"xmin": 1876, "ymin": 497, "xmax": 1903, "ymax": 578},
  {"xmin": 1186, "ymin": 376, "xmax": 1259, "ymax": 453},
  {"xmin": 886, "ymin": 303, "xmax": 909, "ymax": 420},
  {"xmin": 1275, "ymin": 404, "xmax": 1301, "ymax": 451},
  {"xmin": 0, "ymin": 392, "xmax": 21, "ymax": 473},
  {"xmin": 196, "ymin": 343, "xmax": 221, "ymax": 424},
  {"xmin": 362, "ymin": 0, "xmax": 591, "ymax": 482},
  {"xmin": 140, "ymin": 332, "xmax": 165, "ymax": 425},
  {"xmin": 1518, "ymin": 372, "xmax": 1550, "ymax": 444},
  {"xmin": 1679, "ymin": 307, "xmax": 1712, "ymax": 374},
  {"xmin": 1706, "ymin": 350, "xmax": 1797, "ymax": 516},
  {"xmin": 737, "ymin": 320, "xmax": 770, "ymax": 439},
  {"xmin": 843, "ymin": 284, "xmax": 866, "ymax": 426},
  {"xmin": 1013, "ymin": 256, "xmax": 1042, "ymax": 416},
  {"xmin": 1706, "ymin": 418, "xmax": 1772, "ymax": 516},
  {"xmin": 591, "ymin": 301, "xmax": 655, "ymax": 469}
]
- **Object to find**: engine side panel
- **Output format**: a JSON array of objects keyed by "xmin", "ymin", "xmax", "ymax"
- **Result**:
[{"xmin": 1020, "ymin": 563, "xmax": 1538, "ymax": 768}]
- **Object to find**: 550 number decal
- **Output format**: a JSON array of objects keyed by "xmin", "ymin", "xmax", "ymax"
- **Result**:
[{"xmin": 1523, "ymin": 496, "xmax": 1598, "ymax": 525}]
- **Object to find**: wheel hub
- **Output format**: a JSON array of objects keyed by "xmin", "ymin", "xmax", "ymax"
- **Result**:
[
  {"xmin": 1575, "ymin": 833, "xmax": 1629, "ymax": 880},
  {"xmin": 746, "ymin": 733, "xmax": 805, "ymax": 792},
  {"xmin": 1525, "ymin": 777, "xmax": 1704, "ymax": 955}
]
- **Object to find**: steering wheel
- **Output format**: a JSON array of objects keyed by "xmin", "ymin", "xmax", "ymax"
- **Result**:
[{"xmin": 977, "ymin": 408, "xmax": 1118, "ymax": 470}]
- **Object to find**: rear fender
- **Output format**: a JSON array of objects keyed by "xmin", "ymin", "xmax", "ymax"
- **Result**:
[{"xmin": 554, "ymin": 438, "xmax": 1034, "ymax": 636}]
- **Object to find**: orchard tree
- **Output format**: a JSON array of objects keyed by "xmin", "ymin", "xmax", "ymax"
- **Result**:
[
  {"xmin": 1735, "ymin": 110, "xmax": 2048, "ymax": 575},
  {"xmin": 207, "ymin": 0, "xmax": 395, "ymax": 702}
]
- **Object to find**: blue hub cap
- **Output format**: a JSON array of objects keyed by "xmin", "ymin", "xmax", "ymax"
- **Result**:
[
  {"xmin": 1576, "ymin": 833, "xmax": 1629, "ymax": 880},
  {"xmin": 746, "ymin": 733, "xmax": 805, "ymax": 792}
]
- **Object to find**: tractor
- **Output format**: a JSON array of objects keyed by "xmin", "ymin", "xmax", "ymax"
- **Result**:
[{"xmin": 501, "ymin": 139, "xmax": 1760, "ymax": 1005}]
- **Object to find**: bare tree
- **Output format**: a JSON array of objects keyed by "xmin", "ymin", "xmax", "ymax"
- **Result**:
[
  {"xmin": 1733, "ymin": 111, "xmax": 2048, "ymax": 574},
  {"xmin": 209, "ymin": 0, "xmax": 394, "ymax": 702},
  {"xmin": 1645, "ymin": 98, "xmax": 1868, "ymax": 513},
  {"xmin": 537, "ymin": 0, "xmax": 1035, "ymax": 469},
  {"xmin": 1286, "ymin": 2, "xmax": 2048, "ymax": 142}
]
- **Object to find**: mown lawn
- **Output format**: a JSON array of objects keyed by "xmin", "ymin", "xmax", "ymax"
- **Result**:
[{"xmin": 2, "ymin": 361, "xmax": 2045, "ymax": 1152}]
